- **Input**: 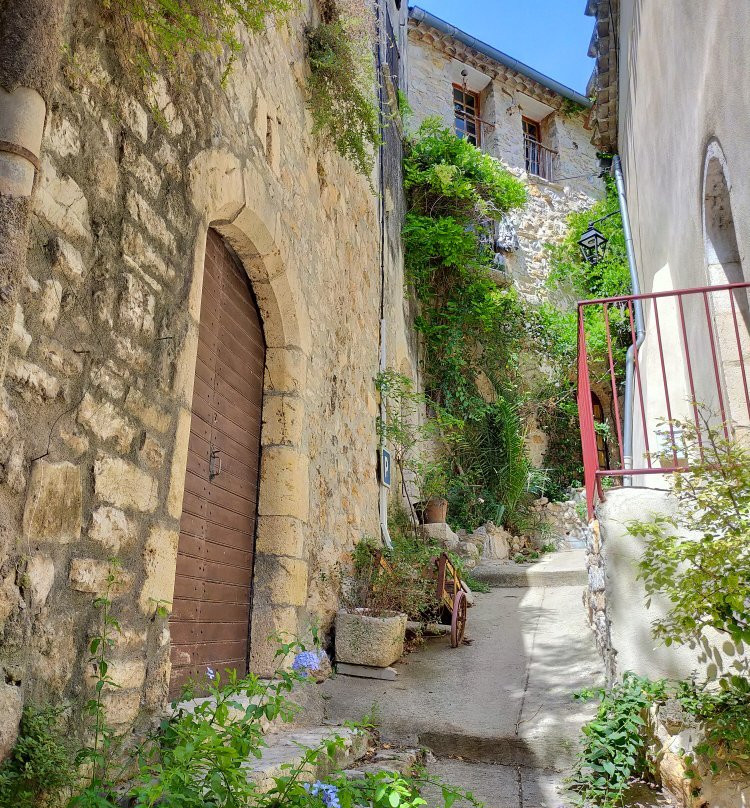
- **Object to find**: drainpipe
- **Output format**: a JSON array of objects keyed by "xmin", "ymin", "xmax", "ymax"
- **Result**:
[
  {"xmin": 0, "ymin": 2, "xmax": 68, "ymax": 385},
  {"xmin": 374, "ymin": 0, "xmax": 392, "ymax": 548},
  {"xmin": 612, "ymin": 155, "xmax": 645, "ymax": 479}
]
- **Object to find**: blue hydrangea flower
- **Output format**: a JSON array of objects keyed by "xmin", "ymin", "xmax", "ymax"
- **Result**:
[
  {"xmin": 304, "ymin": 781, "xmax": 341, "ymax": 808},
  {"xmin": 292, "ymin": 649, "xmax": 326, "ymax": 676}
]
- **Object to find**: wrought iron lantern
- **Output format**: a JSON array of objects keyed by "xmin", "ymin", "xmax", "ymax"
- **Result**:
[{"xmin": 577, "ymin": 222, "xmax": 608, "ymax": 265}]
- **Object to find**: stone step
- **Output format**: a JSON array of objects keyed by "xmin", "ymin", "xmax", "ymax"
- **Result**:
[
  {"xmin": 472, "ymin": 549, "xmax": 588, "ymax": 588},
  {"xmin": 245, "ymin": 726, "xmax": 369, "ymax": 791}
]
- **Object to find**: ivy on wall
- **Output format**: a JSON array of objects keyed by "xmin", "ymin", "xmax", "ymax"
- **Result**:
[
  {"xmin": 305, "ymin": 0, "xmax": 380, "ymax": 176},
  {"xmin": 527, "ymin": 178, "xmax": 631, "ymax": 498},
  {"xmin": 101, "ymin": 0, "xmax": 297, "ymax": 82}
]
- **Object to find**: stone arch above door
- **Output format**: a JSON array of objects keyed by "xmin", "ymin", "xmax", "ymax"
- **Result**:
[{"xmin": 164, "ymin": 148, "xmax": 312, "ymax": 677}]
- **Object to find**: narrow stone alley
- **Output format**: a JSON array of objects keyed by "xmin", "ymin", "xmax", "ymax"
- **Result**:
[{"xmin": 322, "ymin": 550, "xmax": 604, "ymax": 807}]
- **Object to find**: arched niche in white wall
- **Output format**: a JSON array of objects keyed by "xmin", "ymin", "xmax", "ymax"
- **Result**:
[{"xmin": 701, "ymin": 139, "xmax": 750, "ymax": 433}]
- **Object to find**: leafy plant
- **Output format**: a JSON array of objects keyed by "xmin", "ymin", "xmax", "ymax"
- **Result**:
[
  {"xmin": 676, "ymin": 675, "xmax": 750, "ymax": 778},
  {"xmin": 401, "ymin": 121, "xmax": 534, "ymax": 531},
  {"xmin": 342, "ymin": 535, "xmax": 439, "ymax": 622},
  {"xmin": 306, "ymin": 0, "xmax": 380, "ymax": 176},
  {"xmin": 72, "ymin": 559, "xmax": 125, "ymax": 805},
  {"xmin": 449, "ymin": 398, "xmax": 534, "ymax": 533},
  {"xmin": 569, "ymin": 672, "xmax": 667, "ymax": 808},
  {"xmin": 629, "ymin": 416, "xmax": 750, "ymax": 652},
  {"xmin": 101, "ymin": 0, "xmax": 297, "ymax": 83},
  {"xmin": 547, "ymin": 177, "xmax": 630, "ymax": 301},
  {"xmin": 527, "ymin": 178, "xmax": 631, "ymax": 495},
  {"xmin": 0, "ymin": 704, "xmax": 75, "ymax": 808},
  {"xmin": 376, "ymin": 369, "xmax": 462, "ymax": 529}
]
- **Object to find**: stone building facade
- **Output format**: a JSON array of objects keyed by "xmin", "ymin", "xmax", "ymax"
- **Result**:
[
  {"xmin": 407, "ymin": 6, "xmax": 603, "ymax": 306},
  {"xmin": 406, "ymin": 7, "xmax": 603, "ymax": 464},
  {"xmin": 0, "ymin": 0, "xmax": 417, "ymax": 751}
]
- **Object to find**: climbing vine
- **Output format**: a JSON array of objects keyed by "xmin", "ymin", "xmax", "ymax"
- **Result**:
[
  {"xmin": 402, "ymin": 120, "xmax": 537, "ymax": 530},
  {"xmin": 101, "ymin": 0, "xmax": 297, "ymax": 82},
  {"xmin": 306, "ymin": 0, "xmax": 380, "ymax": 176}
]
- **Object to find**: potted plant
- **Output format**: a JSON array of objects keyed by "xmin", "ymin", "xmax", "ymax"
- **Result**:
[
  {"xmin": 335, "ymin": 543, "xmax": 407, "ymax": 667},
  {"xmin": 335, "ymin": 540, "xmax": 437, "ymax": 668},
  {"xmin": 375, "ymin": 370, "xmax": 462, "ymax": 534},
  {"xmin": 415, "ymin": 459, "xmax": 450, "ymax": 524}
]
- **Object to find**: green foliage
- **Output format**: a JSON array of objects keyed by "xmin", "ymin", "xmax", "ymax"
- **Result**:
[
  {"xmin": 376, "ymin": 370, "xmax": 462, "ymax": 521},
  {"xmin": 126, "ymin": 646, "xmax": 310, "ymax": 808},
  {"xmin": 529, "ymin": 178, "xmax": 631, "ymax": 495},
  {"xmin": 306, "ymin": 2, "xmax": 380, "ymax": 176},
  {"xmin": 570, "ymin": 672, "xmax": 667, "ymax": 808},
  {"xmin": 547, "ymin": 177, "xmax": 630, "ymax": 300},
  {"xmin": 344, "ymin": 532, "xmax": 440, "ymax": 622},
  {"xmin": 446, "ymin": 398, "xmax": 535, "ymax": 533},
  {"xmin": 402, "ymin": 121, "xmax": 533, "ymax": 530},
  {"xmin": 4, "ymin": 564, "xmax": 479, "ymax": 808},
  {"xmin": 531, "ymin": 385, "xmax": 582, "ymax": 501},
  {"xmin": 102, "ymin": 0, "xmax": 297, "ymax": 83},
  {"xmin": 403, "ymin": 120, "xmax": 527, "ymax": 417},
  {"xmin": 559, "ymin": 97, "xmax": 588, "ymax": 119},
  {"xmin": 0, "ymin": 705, "xmax": 75, "ymax": 808},
  {"xmin": 73, "ymin": 560, "xmax": 125, "ymax": 803},
  {"xmin": 677, "ymin": 675, "xmax": 750, "ymax": 778},
  {"xmin": 462, "ymin": 574, "xmax": 490, "ymax": 594},
  {"xmin": 629, "ymin": 417, "xmax": 750, "ymax": 651},
  {"xmin": 404, "ymin": 119, "xmax": 527, "ymax": 219}
]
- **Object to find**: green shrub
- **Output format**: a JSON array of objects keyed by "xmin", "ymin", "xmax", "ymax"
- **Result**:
[
  {"xmin": 547, "ymin": 177, "xmax": 631, "ymax": 300},
  {"xmin": 0, "ymin": 704, "xmax": 75, "ymax": 808},
  {"xmin": 528, "ymin": 178, "xmax": 631, "ymax": 494},
  {"xmin": 401, "ymin": 121, "xmax": 532, "ymax": 530},
  {"xmin": 570, "ymin": 673, "xmax": 667, "ymax": 808},
  {"xmin": 344, "ymin": 535, "xmax": 440, "ymax": 622},
  {"xmin": 629, "ymin": 417, "xmax": 750, "ymax": 650},
  {"xmin": 677, "ymin": 675, "xmax": 750, "ymax": 777},
  {"xmin": 306, "ymin": 1, "xmax": 380, "ymax": 176}
]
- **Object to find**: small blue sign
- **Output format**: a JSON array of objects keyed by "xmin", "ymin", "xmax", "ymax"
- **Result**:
[{"xmin": 380, "ymin": 447, "xmax": 392, "ymax": 488}]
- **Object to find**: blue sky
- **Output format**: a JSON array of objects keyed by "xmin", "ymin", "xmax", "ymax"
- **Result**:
[{"xmin": 410, "ymin": 1, "xmax": 594, "ymax": 95}]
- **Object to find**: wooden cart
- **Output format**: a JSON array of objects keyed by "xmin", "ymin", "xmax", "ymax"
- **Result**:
[
  {"xmin": 434, "ymin": 552, "xmax": 468, "ymax": 648},
  {"xmin": 377, "ymin": 550, "xmax": 468, "ymax": 648}
]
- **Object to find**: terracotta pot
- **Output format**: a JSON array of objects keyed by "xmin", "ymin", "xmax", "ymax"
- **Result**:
[
  {"xmin": 422, "ymin": 497, "xmax": 448, "ymax": 524},
  {"xmin": 335, "ymin": 609, "xmax": 407, "ymax": 667}
]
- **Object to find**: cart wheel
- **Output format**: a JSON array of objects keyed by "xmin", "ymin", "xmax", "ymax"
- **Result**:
[{"xmin": 451, "ymin": 589, "xmax": 467, "ymax": 648}]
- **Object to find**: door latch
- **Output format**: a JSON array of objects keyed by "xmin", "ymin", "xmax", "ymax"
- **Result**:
[{"xmin": 209, "ymin": 446, "xmax": 222, "ymax": 480}]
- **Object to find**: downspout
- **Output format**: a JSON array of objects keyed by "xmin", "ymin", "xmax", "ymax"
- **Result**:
[
  {"xmin": 612, "ymin": 155, "xmax": 645, "ymax": 478},
  {"xmin": 0, "ymin": 2, "xmax": 68, "ymax": 385},
  {"xmin": 375, "ymin": 0, "xmax": 392, "ymax": 548}
]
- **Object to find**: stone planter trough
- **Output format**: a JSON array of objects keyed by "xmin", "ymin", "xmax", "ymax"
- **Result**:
[{"xmin": 335, "ymin": 608, "xmax": 407, "ymax": 668}]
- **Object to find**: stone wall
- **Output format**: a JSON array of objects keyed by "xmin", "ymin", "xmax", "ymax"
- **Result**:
[{"xmin": 0, "ymin": 0, "xmax": 416, "ymax": 753}]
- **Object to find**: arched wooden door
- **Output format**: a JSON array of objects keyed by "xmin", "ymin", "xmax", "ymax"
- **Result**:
[{"xmin": 169, "ymin": 229, "xmax": 265, "ymax": 695}]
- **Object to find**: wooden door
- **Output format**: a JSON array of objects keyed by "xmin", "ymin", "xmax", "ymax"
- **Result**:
[{"xmin": 169, "ymin": 229, "xmax": 265, "ymax": 695}]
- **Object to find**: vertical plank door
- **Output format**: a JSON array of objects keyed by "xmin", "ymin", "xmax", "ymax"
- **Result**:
[{"xmin": 169, "ymin": 228, "xmax": 265, "ymax": 695}]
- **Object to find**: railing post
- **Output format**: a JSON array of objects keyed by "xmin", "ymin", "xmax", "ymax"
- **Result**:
[{"xmin": 577, "ymin": 307, "xmax": 599, "ymax": 519}]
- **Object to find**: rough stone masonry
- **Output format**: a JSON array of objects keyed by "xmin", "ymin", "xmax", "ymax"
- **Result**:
[{"xmin": 0, "ymin": 0, "xmax": 417, "ymax": 755}]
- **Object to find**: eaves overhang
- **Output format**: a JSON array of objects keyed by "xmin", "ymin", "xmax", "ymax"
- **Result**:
[{"xmin": 409, "ymin": 6, "xmax": 592, "ymax": 110}]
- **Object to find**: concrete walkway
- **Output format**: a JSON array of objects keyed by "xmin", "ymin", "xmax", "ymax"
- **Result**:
[{"xmin": 323, "ymin": 550, "xmax": 605, "ymax": 806}]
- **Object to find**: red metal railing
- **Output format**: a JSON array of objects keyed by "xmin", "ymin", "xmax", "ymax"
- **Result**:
[{"xmin": 577, "ymin": 281, "xmax": 750, "ymax": 517}]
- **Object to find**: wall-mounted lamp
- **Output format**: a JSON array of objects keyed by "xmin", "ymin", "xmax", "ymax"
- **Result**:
[{"xmin": 577, "ymin": 210, "xmax": 621, "ymax": 265}]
